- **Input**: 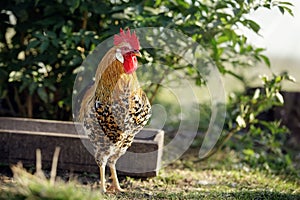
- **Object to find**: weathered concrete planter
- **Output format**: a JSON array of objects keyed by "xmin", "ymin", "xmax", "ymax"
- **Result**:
[{"xmin": 0, "ymin": 117, "xmax": 164, "ymax": 177}]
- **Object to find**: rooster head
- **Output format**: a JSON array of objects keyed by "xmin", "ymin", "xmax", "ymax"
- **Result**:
[{"xmin": 114, "ymin": 28, "xmax": 141, "ymax": 74}]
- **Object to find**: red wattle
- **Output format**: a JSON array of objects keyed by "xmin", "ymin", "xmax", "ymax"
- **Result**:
[{"xmin": 123, "ymin": 54, "xmax": 138, "ymax": 74}]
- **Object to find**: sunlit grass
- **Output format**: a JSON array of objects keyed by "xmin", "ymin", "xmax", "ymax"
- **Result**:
[
  {"xmin": 111, "ymin": 150, "xmax": 300, "ymax": 199},
  {"xmin": 1, "ymin": 149, "xmax": 299, "ymax": 200},
  {"xmin": 0, "ymin": 164, "xmax": 102, "ymax": 200}
]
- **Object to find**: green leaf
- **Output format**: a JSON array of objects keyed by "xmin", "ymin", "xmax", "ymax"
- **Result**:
[
  {"xmin": 58, "ymin": 100, "xmax": 64, "ymax": 108},
  {"xmin": 154, "ymin": 0, "xmax": 162, "ymax": 7},
  {"xmin": 40, "ymin": 40, "xmax": 49, "ymax": 53},
  {"xmin": 217, "ymin": 35, "xmax": 229, "ymax": 44},
  {"xmin": 255, "ymin": 48, "xmax": 265, "ymax": 53},
  {"xmin": 44, "ymin": 80, "xmax": 56, "ymax": 92},
  {"xmin": 175, "ymin": 0, "xmax": 190, "ymax": 9},
  {"xmin": 37, "ymin": 87, "xmax": 48, "ymax": 103},
  {"xmin": 45, "ymin": 31, "xmax": 57, "ymax": 39},
  {"xmin": 279, "ymin": 1, "xmax": 294, "ymax": 6},
  {"xmin": 278, "ymin": 6, "xmax": 285, "ymax": 14},
  {"xmin": 0, "ymin": 88, "xmax": 7, "ymax": 99},
  {"xmin": 260, "ymin": 54, "xmax": 271, "ymax": 67},
  {"xmin": 27, "ymin": 40, "xmax": 40, "ymax": 50},
  {"xmin": 0, "ymin": 69, "xmax": 8, "ymax": 80},
  {"xmin": 280, "ymin": 6, "xmax": 294, "ymax": 16},
  {"xmin": 284, "ymin": 154, "xmax": 292, "ymax": 166},
  {"xmin": 263, "ymin": 3, "xmax": 271, "ymax": 9},
  {"xmin": 243, "ymin": 149, "xmax": 255, "ymax": 156},
  {"xmin": 33, "ymin": 31, "xmax": 44, "ymax": 39},
  {"xmin": 34, "ymin": 0, "xmax": 40, "ymax": 6},
  {"xmin": 275, "ymin": 75, "xmax": 282, "ymax": 83},
  {"xmin": 69, "ymin": 0, "xmax": 80, "ymax": 13},
  {"xmin": 244, "ymin": 19, "xmax": 260, "ymax": 33},
  {"xmin": 51, "ymin": 39, "xmax": 59, "ymax": 48}
]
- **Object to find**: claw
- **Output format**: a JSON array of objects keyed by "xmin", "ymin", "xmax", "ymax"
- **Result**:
[
  {"xmin": 100, "ymin": 187, "xmax": 107, "ymax": 193},
  {"xmin": 107, "ymin": 185, "xmax": 126, "ymax": 193}
]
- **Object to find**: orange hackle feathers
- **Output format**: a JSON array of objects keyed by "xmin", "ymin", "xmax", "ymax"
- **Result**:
[{"xmin": 114, "ymin": 28, "xmax": 140, "ymax": 50}]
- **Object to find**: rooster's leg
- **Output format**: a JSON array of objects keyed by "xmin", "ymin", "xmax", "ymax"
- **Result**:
[
  {"xmin": 99, "ymin": 165, "xmax": 106, "ymax": 193},
  {"xmin": 108, "ymin": 163, "xmax": 125, "ymax": 192}
]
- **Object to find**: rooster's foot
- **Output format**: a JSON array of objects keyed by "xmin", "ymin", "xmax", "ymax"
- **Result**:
[{"xmin": 107, "ymin": 185, "xmax": 126, "ymax": 193}]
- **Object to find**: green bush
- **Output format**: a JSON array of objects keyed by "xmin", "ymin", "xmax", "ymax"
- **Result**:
[
  {"xmin": 0, "ymin": 0, "xmax": 293, "ymax": 120},
  {"xmin": 227, "ymin": 73, "xmax": 297, "ymax": 173}
]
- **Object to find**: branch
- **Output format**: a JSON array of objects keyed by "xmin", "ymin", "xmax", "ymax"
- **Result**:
[
  {"xmin": 81, "ymin": 11, "xmax": 88, "ymax": 48},
  {"xmin": 82, "ymin": 11, "xmax": 88, "ymax": 30},
  {"xmin": 148, "ymin": 67, "xmax": 171, "ymax": 104},
  {"xmin": 26, "ymin": 95, "xmax": 33, "ymax": 118}
]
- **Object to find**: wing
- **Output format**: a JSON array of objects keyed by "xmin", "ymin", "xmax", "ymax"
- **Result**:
[
  {"xmin": 94, "ymin": 101, "xmax": 124, "ymax": 144},
  {"xmin": 128, "ymin": 90, "xmax": 152, "ymax": 130}
]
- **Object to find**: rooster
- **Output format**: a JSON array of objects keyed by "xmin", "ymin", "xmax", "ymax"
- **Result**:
[{"xmin": 79, "ymin": 28, "xmax": 151, "ymax": 193}]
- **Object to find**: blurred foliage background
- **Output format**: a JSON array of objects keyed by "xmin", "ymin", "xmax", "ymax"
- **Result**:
[
  {"xmin": 0, "ymin": 0, "xmax": 298, "ymax": 173},
  {"xmin": 0, "ymin": 0, "xmax": 293, "ymax": 119}
]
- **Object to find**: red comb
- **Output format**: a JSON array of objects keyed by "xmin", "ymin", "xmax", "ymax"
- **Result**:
[{"xmin": 114, "ymin": 28, "xmax": 140, "ymax": 50}]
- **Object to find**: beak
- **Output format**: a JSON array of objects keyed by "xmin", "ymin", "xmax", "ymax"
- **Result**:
[{"xmin": 133, "ymin": 50, "xmax": 142, "ymax": 57}]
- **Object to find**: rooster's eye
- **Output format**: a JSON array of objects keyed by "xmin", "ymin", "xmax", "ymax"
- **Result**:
[{"xmin": 122, "ymin": 46, "xmax": 129, "ymax": 51}]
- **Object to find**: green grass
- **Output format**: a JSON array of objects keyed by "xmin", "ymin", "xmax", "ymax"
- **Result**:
[
  {"xmin": 110, "ymin": 166, "xmax": 300, "ymax": 199},
  {"xmin": 0, "ymin": 164, "xmax": 102, "ymax": 200},
  {"xmin": 1, "ymin": 150, "xmax": 299, "ymax": 200}
]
